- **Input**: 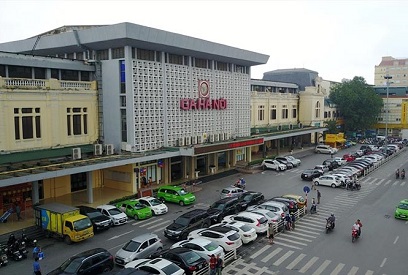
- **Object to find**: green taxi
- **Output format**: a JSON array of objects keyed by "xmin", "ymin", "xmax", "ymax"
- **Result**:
[
  {"xmin": 394, "ymin": 199, "xmax": 408, "ymax": 220},
  {"xmin": 116, "ymin": 199, "xmax": 152, "ymax": 220},
  {"xmin": 156, "ymin": 185, "xmax": 196, "ymax": 206}
]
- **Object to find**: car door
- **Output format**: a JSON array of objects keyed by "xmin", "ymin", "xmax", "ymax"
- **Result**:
[
  {"xmin": 78, "ymin": 258, "xmax": 92, "ymax": 275},
  {"xmin": 166, "ymin": 253, "xmax": 185, "ymax": 270},
  {"xmin": 139, "ymin": 199, "xmax": 149, "ymax": 208},
  {"xmin": 148, "ymin": 238, "xmax": 160, "ymax": 256},
  {"xmin": 137, "ymin": 240, "xmax": 150, "ymax": 259},
  {"xmin": 126, "ymin": 204, "xmax": 135, "ymax": 217}
]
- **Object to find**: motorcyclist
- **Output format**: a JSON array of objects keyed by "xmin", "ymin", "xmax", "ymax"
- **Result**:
[
  {"xmin": 352, "ymin": 221, "xmax": 360, "ymax": 236},
  {"xmin": 327, "ymin": 213, "xmax": 335, "ymax": 229},
  {"xmin": 396, "ymin": 169, "xmax": 400, "ymax": 179},
  {"xmin": 8, "ymin": 234, "xmax": 16, "ymax": 247},
  {"xmin": 310, "ymin": 198, "xmax": 317, "ymax": 213},
  {"xmin": 240, "ymin": 178, "xmax": 246, "ymax": 189},
  {"xmin": 284, "ymin": 213, "xmax": 292, "ymax": 230},
  {"xmin": 401, "ymin": 169, "xmax": 405, "ymax": 179},
  {"xmin": 356, "ymin": 219, "xmax": 362, "ymax": 236}
]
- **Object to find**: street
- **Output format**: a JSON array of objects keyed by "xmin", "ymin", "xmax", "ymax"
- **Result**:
[{"xmin": 3, "ymin": 147, "xmax": 408, "ymax": 275}]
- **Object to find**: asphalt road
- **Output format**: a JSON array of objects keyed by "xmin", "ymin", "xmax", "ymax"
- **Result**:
[{"xmin": 3, "ymin": 146, "xmax": 407, "ymax": 275}]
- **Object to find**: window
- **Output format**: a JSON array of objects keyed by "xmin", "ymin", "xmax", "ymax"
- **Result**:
[
  {"xmin": 315, "ymin": 101, "xmax": 321, "ymax": 118},
  {"xmin": 121, "ymin": 109, "xmax": 127, "ymax": 142},
  {"xmin": 282, "ymin": 105, "xmax": 288, "ymax": 119},
  {"xmin": 292, "ymin": 106, "xmax": 297, "ymax": 118},
  {"xmin": 51, "ymin": 69, "xmax": 59, "ymax": 79},
  {"xmin": 137, "ymin": 48, "xmax": 155, "ymax": 61},
  {"xmin": 167, "ymin": 54, "xmax": 183, "ymax": 65},
  {"xmin": 270, "ymin": 105, "xmax": 277, "ymax": 120},
  {"xmin": 194, "ymin": 58, "xmax": 208, "ymax": 69},
  {"xmin": 97, "ymin": 49, "xmax": 109, "ymax": 60},
  {"xmin": 324, "ymin": 111, "xmax": 328, "ymax": 118},
  {"xmin": 216, "ymin": 62, "xmax": 228, "ymax": 71},
  {"xmin": 61, "ymin": 70, "xmax": 79, "ymax": 81},
  {"xmin": 8, "ymin": 65, "xmax": 32, "ymax": 78},
  {"xmin": 112, "ymin": 47, "xmax": 124, "ymax": 59},
  {"xmin": 81, "ymin": 71, "xmax": 90, "ymax": 81},
  {"xmin": 34, "ymin": 67, "xmax": 46, "ymax": 79},
  {"xmin": 76, "ymin": 52, "xmax": 84, "ymax": 60},
  {"xmin": 258, "ymin": 105, "xmax": 265, "ymax": 121},
  {"xmin": 67, "ymin": 107, "xmax": 88, "ymax": 136},
  {"xmin": 67, "ymin": 53, "xmax": 74, "ymax": 59},
  {"xmin": 0, "ymin": 65, "xmax": 5, "ymax": 77},
  {"xmin": 14, "ymin": 108, "xmax": 41, "ymax": 140}
]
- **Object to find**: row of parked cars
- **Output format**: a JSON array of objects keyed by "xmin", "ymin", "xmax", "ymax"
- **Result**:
[{"xmin": 261, "ymin": 155, "xmax": 302, "ymax": 171}]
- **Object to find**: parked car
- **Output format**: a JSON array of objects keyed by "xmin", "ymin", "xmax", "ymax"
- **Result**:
[
  {"xmin": 281, "ymin": 194, "xmax": 306, "ymax": 208},
  {"xmin": 219, "ymin": 186, "xmax": 246, "ymax": 199},
  {"xmin": 313, "ymin": 175, "xmax": 342, "ymax": 188},
  {"xmin": 235, "ymin": 191, "xmax": 265, "ymax": 210},
  {"xmin": 97, "ymin": 205, "xmax": 128, "ymax": 226},
  {"xmin": 322, "ymin": 159, "xmax": 339, "ymax": 171},
  {"xmin": 48, "ymin": 248, "xmax": 114, "ymax": 275},
  {"xmin": 261, "ymin": 159, "xmax": 286, "ymax": 171},
  {"xmin": 329, "ymin": 173, "xmax": 351, "ymax": 185},
  {"xmin": 210, "ymin": 221, "xmax": 257, "ymax": 244},
  {"xmin": 116, "ymin": 200, "xmax": 152, "ymax": 220},
  {"xmin": 249, "ymin": 208, "xmax": 283, "ymax": 232},
  {"xmin": 207, "ymin": 197, "xmax": 241, "ymax": 224},
  {"xmin": 248, "ymin": 201, "xmax": 288, "ymax": 218},
  {"xmin": 222, "ymin": 211, "xmax": 268, "ymax": 234},
  {"xmin": 343, "ymin": 154, "xmax": 356, "ymax": 162},
  {"xmin": 170, "ymin": 238, "xmax": 225, "ymax": 261},
  {"xmin": 285, "ymin": 155, "xmax": 301, "ymax": 166},
  {"xmin": 333, "ymin": 156, "xmax": 346, "ymax": 166},
  {"xmin": 164, "ymin": 209, "xmax": 210, "ymax": 241},
  {"xmin": 267, "ymin": 197, "xmax": 298, "ymax": 214},
  {"xmin": 315, "ymin": 145, "xmax": 337, "ymax": 154},
  {"xmin": 187, "ymin": 226, "xmax": 243, "ymax": 251},
  {"xmin": 275, "ymin": 158, "xmax": 294, "ymax": 169},
  {"xmin": 300, "ymin": 169, "xmax": 323, "ymax": 181},
  {"xmin": 115, "ymin": 233, "xmax": 163, "ymax": 266},
  {"xmin": 156, "ymin": 185, "xmax": 196, "ymax": 206},
  {"xmin": 124, "ymin": 258, "xmax": 185, "ymax": 275},
  {"xmin": 159, "ymin": 247, "xmax": 208, "ymax": 275},
  {"xmin": 138, "ymin": 196, "xmax": 168, "ymax": 215},
  {"xmin": 314, "ymin": 165, "xmax": 329, "ymax": 174},
  {"xmin": 77, "ymin": 205, "xmax": 112, "ymax": 232}
]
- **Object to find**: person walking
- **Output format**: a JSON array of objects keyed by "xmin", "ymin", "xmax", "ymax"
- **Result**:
[
  {"xmin": 291, "ymin": 213, "xmax": 296, "ymax": 230},
  {"xmin": 215, "ymin": 254, "xmax": 223, "ymax": 275},
  {"xmin": 209, "ymin": 254, "xmax": 217, "ymax": 275},
  {"xmin": 267, "ymin": 223, "xmax": 274, "ymax": 244},
  {"xmin": 15, "ymin": 202, "xmax": 22, "ymax": 220},
  {"xmin": 317, "ymin": 190, "xmax": 321, "ymax": 204},
  {"xmin": 33, "ymin": 257, "xmax": 42, "ymax": 275}
]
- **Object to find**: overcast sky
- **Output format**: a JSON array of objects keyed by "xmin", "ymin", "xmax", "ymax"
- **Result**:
[{"xmin": 1, "ymin": 0, "xmax": 407, "ymax": 84}]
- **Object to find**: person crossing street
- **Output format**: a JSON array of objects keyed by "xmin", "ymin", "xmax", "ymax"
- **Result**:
[{"xmin": 317, "ymin": 190, "xmax": 321, "ymax": 204}]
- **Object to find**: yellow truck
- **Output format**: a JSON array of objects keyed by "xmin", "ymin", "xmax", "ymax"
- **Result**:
[{"xmin": 34, "ymin": 203, "xmax": 94, "ymax": 244}]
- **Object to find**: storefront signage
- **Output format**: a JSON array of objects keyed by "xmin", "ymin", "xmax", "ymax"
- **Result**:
[
  {"xmin": 228, "ymin": 138, "xmax": 264, "ymax": 148},
  {"xmin": 194, "ymin": 138, "xmax": 264, "ymax": 155},
  {"xmin": 180, "ymin": 98, "xmax": 227, "ymax": 110}
]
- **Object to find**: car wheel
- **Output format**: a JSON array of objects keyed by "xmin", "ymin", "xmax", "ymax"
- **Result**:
[
  {"xmin": 331, "ymin": 184, "xmax": 336, "ymax": 188},
  {"xmin": 102, "ymin": 266, "xmax": 112, "ymax": 273},
  {"xmin": 179, "ymin": 200, "xmax": 185, "ymax": 206},
  {"xmin": 64, "ymin": 235, "xmax": 72, "ymax": 245},
  {"xmin": 134, "ymin": 214, "xmax": 139, "ymax": 220},
  {"xmin": 317, "ymin": 151, "xmax": 321, "ymax": 154},
  {"xmin": 181, "ymin": 233, "xmax": 188, "ymax": 240},
  {"xmin": 314, "ymin": 181, "xmax": 319, "ymax": 186}
]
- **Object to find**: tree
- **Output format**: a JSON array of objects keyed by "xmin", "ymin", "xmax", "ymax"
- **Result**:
[
  {"xmin": 324, "ymin": 119, "xmax": 339, "ymax": 134},
  {"xmin": 329, "ymin": 77, "xmax": 383, "ymax": 131}
]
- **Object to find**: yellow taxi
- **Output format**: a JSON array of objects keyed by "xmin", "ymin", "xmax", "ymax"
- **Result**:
[{"xmin": 282, "ymin": 194, "xmax": 306, "ymax": 208}]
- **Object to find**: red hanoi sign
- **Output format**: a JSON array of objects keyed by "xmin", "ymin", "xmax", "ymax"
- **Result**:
[
  {"xmin": 180, "ymin": 98, "xmax": 227, "ymax": 110},
  {"xmin": 228, "ymin": 138, "xmax": 264, "ymax": 148}
]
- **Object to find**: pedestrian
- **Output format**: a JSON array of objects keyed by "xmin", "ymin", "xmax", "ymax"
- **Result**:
[
  {"xmin": 15, "ymin": 202, "xmax": 22, "ymax": 220},
  {"xmin": 291, "ymin": 213, "xmax": 296, "ymax": 230},
  {"xmin": 33, "ymin": 245, "xmax": 40, "ymax": 259},
  {"xmin": 317, "ymin": 190, "xmax": 321, "ymax": 204},
  {"xmin": 209, "ymin": 254, "xmax": 217, "ymax": 275},
  {"xmin": 215, "ymin": 254, "xmax": 223, "ymax": 275},
  {"xmin": 267, "ymin": 223, "xmax": 274, "ymax": 244},
  {"xmin": 33, "ymin": 256, "xmax": 42, "ymax": 275}
]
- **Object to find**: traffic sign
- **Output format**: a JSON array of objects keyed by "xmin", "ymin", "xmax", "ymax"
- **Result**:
[{"xmin": 303, "ymin": 186, "xmax": 310, "ymax": 193}]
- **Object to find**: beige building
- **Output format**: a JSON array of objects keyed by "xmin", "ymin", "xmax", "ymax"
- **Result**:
[{"xmin": 375, "ymin": 56, "xmax": 408, "ymax": 86}]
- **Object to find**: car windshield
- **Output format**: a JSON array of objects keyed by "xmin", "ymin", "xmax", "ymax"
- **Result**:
[
  {"xmin": 238, "ymin": 224, "xmax": 252, "ymax": 232},
  {"xmin": 149, "ymin": 198, "xmax": 162, "ymax": 206},
  {"xmin": 123, "ymin": 240, "xmax": 141, "ymax": 252},
  {"xmin": 73, "ymin": 217, "xmax": 92, "ymax": 231},
  {"xmin": 303, "ymin": 170, "xmax": 313, "ymax": 173},
  {"xmin": 211, "ymin": 202, "xmax": 226, "ymax": 210},
  {"xmin": 203, "ymin": 241, "xmax": 219, "ymax": 251},
  {"xmin": 221, "ymin": 189, "xmax": 230, "ymax": 194},
  {"xmin": 398, "ymin": 203, "xmax": 408, "ymax": 210},
  {"xmin": 60, "ymin": 257, "xmax": 83, "ymax": 273},
  {"xmin": 227, "ymin": 232, "xmax": 240, "ymax": 241},
  {"xmin": 178, "ymin": 189, "xmax": 188, "ymax": 196},
  {"xmin": 179, "ymin": 250, "xmax": 201, "ymax": 264},
  {"xmin": 86, "ymin": 211, "xmax": 103, "ymax": 219},
  {"xmin": 107, "ymin": 208, "xmax": 122, "ymax": 215},
  {"xmin": 133, "ymin": 203, "xmax": 146, "ymax": 210},
  {"xmin": 175, "ymin": 217, "xmax": 190, "ymax": 226},
  {"xmin": 161, "ymin": 262, "xmax": 183, "ymax": 275}
]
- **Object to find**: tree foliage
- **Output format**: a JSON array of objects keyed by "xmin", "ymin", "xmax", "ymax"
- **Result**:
[
  {"xmin": 324, "ymin": 119, "xmax": 339, "ymax": 134},
  {"xmin": 329, "ymin": 77, "xmax": 382, "ymax": 131}
]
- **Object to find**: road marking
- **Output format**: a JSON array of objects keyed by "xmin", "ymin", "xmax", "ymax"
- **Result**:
[
  {"xmin": 273, "ymin": 240, "xmax": 304, "ymax": 250},
  {"xmin": 286, "ymin": 253, "xmax": 306, "ymax": 270},
  {"xmin": 147, "ymin": 221, "xmax": 171, "ymax": 229},
  {"xmin": 135, "ymin": 218, "xmax": 163, "ymax": 226},
  {"xmin": 401, "ymin": 182, "xmax": 406, "ymax": 186},
  {"xmin": 287, "ymin": 230, "xmax": 317, "ymax": 238},
  {"xmin": 273, "ymin": 250, "xmax": 294, "ymax": 266},
  {"xmin": 384, "ymin": 180, "xmax": 391, "ymax": 185},
  {"xmin": 250, "ymin": 245, "xmax": 270, "ymax": 259},
  {"xmin": 153, "ymin": 224, "xmax": 172, "ymax": 233},
  {"xmin": 299, "ymin": 256, "xmax": 318, "ymax": 273},
  {"xmin": 274, "ymin": 237, "xmax": 308, "ymax": 246},
  {"xmin": 392, "ymin": 181, "xmax": 398, "ymax": 186},
  {"xmin": 278, "ymin": 233, "xmax": 312, "ymax": 242},
  {"xmin": 293, "ymin": 228, "xmax": 321, "ymax": 235},
  {"xmin": 297, "ymin": 218, "xmax": 326, "ymax": 225},
  {"xmin": 295, "ymin": 224, "xmax": 324, "ymax": 231},
  {"xmin": 393, "ymin": 236, "xmax": 399, "ymax": 244},
  {"xmin": 312, "ymin": 259, "xmax": 331, "ymax": 275},
  {"xmin": 295, "ymin": 221, "xmax": 324, "ymax": 229},
  {"xmin": 330, "ymin": 263, "xmax": 345, "ymax": 275},
  {"xmin": 348, "ymin": 266, "xmax": 359, "ymax": 275},
  {"xmin": 261, "ymin": 247, "xmax": 282, "ymax": 263},
  {"xmin": 365, "ymin": 271, "xmax": 374, "ymax": 275},
  {"xmin": 108, "ymin": 230, "xmax": 134, "ymax": 240},
  {"xmin": 380, "ymin": 258, "xmax": 387, "ymax": 267},
  {"xmin": 376, "ymin": 179, "xmax": 385, "ymax": 185}
]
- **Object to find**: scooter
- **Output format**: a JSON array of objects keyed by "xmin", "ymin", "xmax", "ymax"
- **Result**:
[
  {"xmin": 396, "ymin": 172, "xmax": 400, "ymax": 179},
  {"xmin": 310, "ymin": 204, "xmax": 317, "ymax": 214},
  {"xmin": 17, "ymin": 240, "xmax": 28, "ymax": 259},
  {"xmin": 0, "ymin": 244, "xmax": 8, "ymax": 267},
  {"xmin": 7, "ymin": 243, "xmax": 23, "ymax": 261},
  {"xmin": 21, "ymin": 233, "xmax": 37, "ymax": 248},
  {"xmin": 401, "ymin": 172, "xmax": 405, "ymax": 180},
  {"xmin": 326, "ymin": 219, "xmax": 334, "ymax": 234},
  {"xmin": 351, "ymin": 229, "xmax": 359, "ymax": 243}
]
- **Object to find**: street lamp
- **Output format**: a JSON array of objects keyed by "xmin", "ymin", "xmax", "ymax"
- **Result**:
[{"xmin": 384, "ymin": 74, "xmax": 392, "ymax": 143}]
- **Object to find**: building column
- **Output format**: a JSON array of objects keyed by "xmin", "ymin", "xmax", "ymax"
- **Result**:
[
  {"xmin": 190, "ymin": 157, "xmax": 198, "ymax": 179},
  {"xmin": 276, "ymin": 139, "xmax": 280, "ymax": 156},
  {"xmin": 87, "ymin": 171, "xmax": 93, "ymax": 204},
  {"xmin": 32, "ymin": 181, "xmax": 40, "ymax": 205},
  {"xmin": 246, "ymin": 147, "xmax": 252, "ymax": 163},
  {"xmin": 226, "ymin": 151, "xmax": 231, "ymax": 168},
  {"xmin": 263, "ymin": 143, "xmax": 267, "ymax": 158},
  {"xmin": 231, "ymin": 150, "xmax": 237, "ymax": 166}
]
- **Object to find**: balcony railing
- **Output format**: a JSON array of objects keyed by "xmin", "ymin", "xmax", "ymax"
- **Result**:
[{"xmin": 0, "ymin": 77, "xmax": 97, "ymax": 91}]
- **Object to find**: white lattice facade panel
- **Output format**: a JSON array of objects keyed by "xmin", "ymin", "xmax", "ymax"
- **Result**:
[{"xmin": 132, "ymin": 60, "xmax": 165, "ymax": 152}]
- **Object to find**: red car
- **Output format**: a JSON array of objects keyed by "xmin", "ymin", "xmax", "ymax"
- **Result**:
[{"xmin": 342, "ymin": 154, "xmax": 355, "ymax": 162}]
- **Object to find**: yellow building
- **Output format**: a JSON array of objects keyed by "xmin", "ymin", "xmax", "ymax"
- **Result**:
[{"xmin": 375, "ymin": 56, "xmax": 408, "ymax": 86}]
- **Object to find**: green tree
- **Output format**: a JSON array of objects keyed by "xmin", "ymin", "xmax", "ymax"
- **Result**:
[
  {"xmin": 329, "ymin": 77, "xmax": 382, "ymax": 131},
  {"xmin": 324, "ymin": 119, "xmax": 339, "ymax": 134}
]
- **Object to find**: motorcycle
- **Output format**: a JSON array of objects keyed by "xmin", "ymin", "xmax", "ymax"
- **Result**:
[
  {"xmin": 351, "ymin": 229, "xmax": 359, "ymax": 243},
  {"xmin": 0, "ymin": 244, "xmax": 8, "ymax": 267},
  {"xmin": 326, "ymin": 219, "xmax": 334, "ymax": 234},
  {"xmin": 21, "ymin": 233, "xmax": 37, "ymax": 248},
  {"xmin": 17, "ymin": 240, "xmax": 28, "ymax": 259},
  {"xmin": 401, "ymin": 172, "xmax": 405, "ymax": 180},
  {"xmin": 7, "ymin": 243, "xmax": 23, "ymax": 261},
  {"xmin": 396, "ymin": 171, "xmax": 400, "ymax": 179},
  {"xmin": 234, "ymin": 180, "xmax": 246, "ymax": 190},
  {"xmin": 310, "ymin": 204, "xmax": 317, "ymax": 214}
]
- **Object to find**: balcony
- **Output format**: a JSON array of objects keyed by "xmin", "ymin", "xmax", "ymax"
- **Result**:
[{"xmin": 0, "ymin": 77, "xmax": 97, "ymax": 91}]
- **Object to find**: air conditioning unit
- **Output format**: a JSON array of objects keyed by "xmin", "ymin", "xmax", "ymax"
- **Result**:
[
  {"xmin": 191, "ymin": 136, "xmax": 197, "ymax": 145},
  {"xmin": 185, "ymin": 137, "xmax": 191, "ymax": 146},
  {"xmin": 178, "ymin": 137, "xmax": 185, "ymax": 146},
  {"xmin": 298, "ymin": 123, "xmax": 303, "ymax": 129},
  {"xmin": 255, "ymin": 129, "xmax": 260, "ymax": 134},
  {"xmin": 219, "ymin": 133, "xmax": 224, "ymax": 141},
  {"xmin": 105, "ymin": 144, "xmax": 114, "ymax": 155},
  {"xmin": 94, "ymin": 144, "xmax": 103, "ymax": 156},
  {"xmin": 197, "ymin": 135, "xmax": 203, "ymax": 144},
  {"xmin": 214, "ymin": 134, "xmax": 219, "ymax": 142},
  {"xmin": 209, "ymin": 134, "xmax": 215, "ymax": 142},
  {"xmin": 224, "ymin": 133, "xmax": 230, "ymax": 140},
  {"xmin": 277, "ymin": 125, "xmax": 282, "ymax": 131},
  {"xmin": 72, "ymin": 148, "xmax": 82, "ymax": 160}
]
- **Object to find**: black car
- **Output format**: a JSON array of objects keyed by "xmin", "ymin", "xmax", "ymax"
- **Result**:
[
  {"xmin": 164, "ymin": 209, "xmax": 210, "ymax": 240},
  {"xmin": 322, "ymin": 159, "xmax": 339, "ymax": 171},
  {"xmin": 207, "ymin": 197, "xmax": 241, "ymax": 224},
  {"xmin": 77, "ymin": 206, "xmax": 112, "ymax": 232},
  {"xmin": 47, "ymin": 248, "xmax": 114, "ymax": 275},
  {"xmin": 160, "ymin": 247, "xmax": 208, "ymax": 275},
  {"xmin": 301, "ymin": 169, "xmax": 323, "ymax": 181},
  {"xmin": 236, "ymin": 191, "xmax": 265, "ymax": 210},
  {"xmin": 275, "ymin": 158, "xmax": 294, "ymax": 169},
  {"xmin": 268, "ymin": 197, "xmax": 298, "ymax": 214}
]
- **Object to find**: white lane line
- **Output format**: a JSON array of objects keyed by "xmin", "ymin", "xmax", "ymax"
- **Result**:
[
  {"xmin": 153, "ymin": 224, "xmax": 172, "ymax": 233},
  {"xmin": 295, "ymin": 221, "xmax": 325, "ymax": 229},
  {"xmin": 286, "ymin": 253, "xmax": 306, "ymax": 270},
  {"xmin": 330, "ymin": 263, "xmax": 345, "ymax": 275},
  {"xmin": 312, "ymin": 259, "xmax": 331, "ymax": 275},
  {"xmin": 365, "ymin": 271, "xmax": 374, "ymax": 275},
  {"xmin": 261, "ymin": 247, "xmax": 282, "ymax": 263},
  {"xmin": 274, "ymin": 237, "xmax": 308, "ymax": 246},
  {"xmin": 298, "ymin": 256, "xmax": 319, "ymax": 273},
  {"xmin": 293, "ymin": 228, "xmax": 321, "ymax": 235},
  {"xmin": 376, "ymin": 179, "xmax": 385, "ymax": 185},
  {"xmin": 135, "ymin": 218, "xmax": 163, "ymax": 226},
  {"xmin": 295, "ymin": 224, "xmax": 324, "ymax": 231},
  {"xmin": 384, "ymin": 180, "xmax": 391, "ymax": 185},
  {"xmin": 148, "ymin": 221, "xmax": 171, "ymax": 229},
  {"xmin": 277, "ymin": 234, "xmax": 312, "ymax": 242},
  {"xmin": 393, "ymin": 236, "xmax": 399, "ymax": 244},
  {"xmin": 401, "ymin": 182, "xmax": 406, "ymax": 186},
  {"xmin": 393, "ymin": 181, "xmax": 398, "ymax": 186},
  {"xmin": 108, "ymin": 230, "xmax": 134, "ymax": 240},
  {"xmin": 347, "ymin": 266, "xmax": 359, "ymax": 275},
  {"xmin": 380, "ymin": 258, "xmax": 387, "ymax": 267},
  {"xmin": 273, "ymin": 241, "xmax": 304, "ymax": 250},
  {"xmin": 286, "ymin": 231, "xmax": 318, "ymax": 238},
  {"xmin": 273, "ymin": 250, "xmax": 294, "ymax": 266},
  {"xmin": 297, "ymin": 219, "xmax": 327, "ymax": 226},
  {"xmin": 250, "ymin": 245, "xmax": 270, "ymax": 259}
]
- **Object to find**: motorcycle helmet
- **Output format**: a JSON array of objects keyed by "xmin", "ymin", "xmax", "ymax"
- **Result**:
[{"xmin": 331, "ymin": 213, "xmax": 334, "ymax": 216}]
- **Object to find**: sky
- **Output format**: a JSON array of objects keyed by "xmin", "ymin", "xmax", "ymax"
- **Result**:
[{"xmin": 1, "ymin": 0, "xmax": 407, "ymax": 84}]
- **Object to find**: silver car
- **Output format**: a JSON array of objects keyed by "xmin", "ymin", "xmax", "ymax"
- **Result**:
[
  {"xmin": 220, "ymin": 186, "xmax": 246, "ymax": 199},
  {"xmin": 115, "ymin": 233, "xmax": 163, "ymax": 266}
]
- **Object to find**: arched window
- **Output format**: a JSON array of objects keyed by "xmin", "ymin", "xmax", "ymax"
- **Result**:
[{"xmin": 315, "ymin": 101, "xmax": 321, "ymax": 118}]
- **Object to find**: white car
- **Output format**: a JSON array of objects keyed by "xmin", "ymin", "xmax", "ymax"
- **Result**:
[
  {"xmin": 170, "ymin": 238, "xmax": 225, "ymax": 261},
  {"xmin": 330, "ymin": 173, "xmax": 350, "ymax": 185},
  {"xmin": 314, "ymin": 165, "xmax": 329, "ymax": 174},
  {"xmin": 187, "ymin": 227, "xmax": 242, "ymax": 252},
  {"xmin": 313, "ymin": 175, "xmax": 341, "ymax": 188},
  {"xmin": 249, "ymin": 209, "xmax": 282, "ymax": 230},
  {"xmin": 222, "ymin": 212, "xmax": 268, "ymax": 234},
  {"xmin": 211, "ymin": 221, "xmax": 257, "ymax": 244},
  {"xmin": 315, "ymin": 145, "xmax": 337, "ymax": 154},
  {"xmin": 285, "ymin": 155, "xmax": 301, "ymax": 166},
  {"xmin": 261, "ymin": 159, "xmax": 286, "ymax": 171},
  {"xmin": 96, "ymin": 204, "xmax": 128, "ymax": 226},
  {"xmin": 138, "ymin": 196, "xmax": 168, "ymax": 215},
  {"xmin": 248, "ymin": 201, "xmax": 288, "ymax": 219},
  {"xmin": 125, "ymin": 258, "xmax": 185, "ymax": 275},
  {"xmin": 333, "ymin": 157, "xmax": 346, "ymax": 166}
]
